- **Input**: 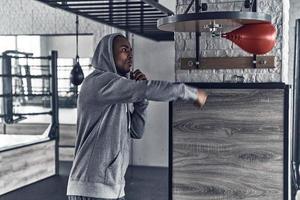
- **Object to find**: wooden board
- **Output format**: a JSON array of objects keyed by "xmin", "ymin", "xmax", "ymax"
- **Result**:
[
  {"xmin": 59, "ymin": 147, "xmax": 75, "ymax": 161},
  {"xmin": 0, "ymin": 140, "xmax": 55, "ymax": 195},
  {"xmin": 171, "ymin": 88, "xmax": 287, "ymax": 200},
  {"xmin": 0, "ymin": 123, "xmax": 76, "ymax": 161},
  {"xmin": 59, "ymin": 124, "xmax": 76, "ymax": 146},
  {"xmin": 180, "ymin": 56, "xmax": 275, "ymax": 69},
  {"xmin": 1, "ymin": 123, "xmax": 76, "ymax": 146},
  {"xmin": 2, "ymin": 123, "xmax": 49, "ymax": 135}
]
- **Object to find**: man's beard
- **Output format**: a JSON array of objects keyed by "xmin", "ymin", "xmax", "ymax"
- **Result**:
[{"xmin": 116, "ymin": 66, "xmax": 129, "ymax": 77}]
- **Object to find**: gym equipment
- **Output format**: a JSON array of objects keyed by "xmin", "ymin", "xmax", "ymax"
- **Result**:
[
  {"xmin": 0, "ymin": 51, "xmax": 59, "ymax": 196},
  {"xmin": 222, "ymin": 23, "xmax": 276, "ymax": 54},
  {"xmin": 37, "ymin": 0, "xmax": 174, "ymax": 41},
  {"xmin": 198, "ymin": 0, "xmax": 253, "ymax": 10},
  {"xmin": 158, "ymin": 0, "xmax": 270, "ymax": 33},
  {"xmin": 157, "ymin": 0, "xmax": 275, "ymax": 69},
  {"xmin": 0, "ymin": 50, "xmax": 58, "ymax": 128},
  {"xmin": 70, "ymin": 15, "xmax": 84, "ymax": 86},
  {"xmin": 70, "ymin": 56, "xmax": 84, "ymax": 86}
]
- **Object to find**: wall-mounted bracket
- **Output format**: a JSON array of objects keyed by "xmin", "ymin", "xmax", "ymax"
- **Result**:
[{"xmin": 180, "ymin": 56, "xmax": 275, "ymax": 69}]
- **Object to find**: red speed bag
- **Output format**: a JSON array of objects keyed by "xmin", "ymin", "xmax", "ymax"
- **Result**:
[{"xmin": 222, "ymin": 23, "xmax": 276, "ymax": 54}]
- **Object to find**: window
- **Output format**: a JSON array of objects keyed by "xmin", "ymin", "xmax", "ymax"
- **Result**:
[{"xmin": 0, "ymin": 36, "xmax": 16, "ymax": 54}]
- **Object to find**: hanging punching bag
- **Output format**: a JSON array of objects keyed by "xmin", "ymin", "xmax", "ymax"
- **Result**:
[
  {"xmin": 222, "ymin": 23, "xmax": 276, "ymax": 54},
  {"xmin": 70, "ymin": 15, "xmax": 84, "ymax": 86},
  {"xmin": 70, "ymin": 56, "xmax": 84, "ymax": 86}
]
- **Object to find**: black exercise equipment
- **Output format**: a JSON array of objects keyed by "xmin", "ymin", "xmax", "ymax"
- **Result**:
[
  {"xmin": 0, "ymin": 50, "xmax": 58, "ymax": 127},
  {"xmin": 70, "ymin": 15, "xmax": 84, "ymax": 86}
]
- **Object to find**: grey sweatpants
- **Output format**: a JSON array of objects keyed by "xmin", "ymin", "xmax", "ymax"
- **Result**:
[{"xmin": 67, "ymin": 196, "xmax": 126, "ymax": 200}]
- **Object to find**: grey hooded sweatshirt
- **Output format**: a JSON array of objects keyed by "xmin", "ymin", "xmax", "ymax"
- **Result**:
[{"xmin": 66, "ymin": 33, "xmax": 198, "ymax": 199}]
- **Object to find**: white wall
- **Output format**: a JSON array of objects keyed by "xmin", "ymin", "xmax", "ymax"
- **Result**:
[
  {"xmin": 131, "ymin": 33, "xmax": 175, "ymax": 167},
  {"xmin": 41, "ymin": 35, "xmax": 94, "ymax": 58},
  {"xmin": 129, "ymin": 0, "xmax": 176, "ymax": 167},
  {"xmin": 159, "ymin": 0, "xmax": 176, "ymax": 13}
]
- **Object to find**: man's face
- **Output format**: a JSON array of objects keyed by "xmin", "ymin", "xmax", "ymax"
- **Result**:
[{"xmin": 113, "ymin": 36, "xmax": 133, "ymax": 76}]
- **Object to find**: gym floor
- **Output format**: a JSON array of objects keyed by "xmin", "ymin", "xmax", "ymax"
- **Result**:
[{"xmin": 0, "ymin": 162, "xmax": 168, "ymax": 200}]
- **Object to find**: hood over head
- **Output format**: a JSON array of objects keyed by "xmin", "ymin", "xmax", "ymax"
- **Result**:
[{"xmin": 91, "ymin": 33, "xmax": 125, "ymax": 74}]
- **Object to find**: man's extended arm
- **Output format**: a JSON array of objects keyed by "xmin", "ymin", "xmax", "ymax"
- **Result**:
[
  {"xmin": 96, "ymin": 72, "xmax": 199, "ymax": 105},
  {"xmin": 95, "ymin": 70, "xmax": 206, "ymax": 139}
]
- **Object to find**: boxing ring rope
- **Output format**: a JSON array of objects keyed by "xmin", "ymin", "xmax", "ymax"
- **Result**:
[{"xmin": 0, "ymin": 50, "xmax": 60, "ymax": 173}]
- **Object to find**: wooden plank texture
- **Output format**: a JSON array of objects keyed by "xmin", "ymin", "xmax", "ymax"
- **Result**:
[
  {"xmin": 0, "ymin": 123, "xmax": 76, "ymax": 146},
  {"xmin": 59, "ymin": 124, "xmax": 76, "ymax": 146},
  {"xmin": 2, "ymin": 123, "xmax": 48, "ymax": 135},
  {"xmin": 172, "ymin": 89, "xmax": 285, "ymax": 200},
  {"xmin": 59, "ymin": 147, "xmax": 75, "ymax": 161},
  {"xmin": 0, "ymin": 140, "xmax": 55, "ymax": 195},
  {"xmin": 0, "ymin": 123, "xmax": 76, "ymax": 162},
  {"xmin": 180, "ymin": 56, "xmax": 275, "ymax": 69}
]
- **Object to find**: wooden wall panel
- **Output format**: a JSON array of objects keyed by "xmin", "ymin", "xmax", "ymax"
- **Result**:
[
  {"xmin": 0, "ymin": 140, "xmax": 56, "ymax": 195},
  {"xmin": 59, "ymin": 147, "xmax": 75, "ymax": 161},
  {"xmin": 1, "ymin": 123, "xmax": 48, "ymax": 135},
  {"xmin": 0, "ymin": 123, "xmax": 76, "ymax": 161},
  {"xmin": 0, "ymin": 123, "xmax": 76, "ymax": 146},
  {"xmin": 59, "ymin": 124, "xmax": 76, "ymax": 161},
  {"xmin": 59, "ymin": 124, "xmax": 76, "ymax": 146},
  {"xmin": 171, "ymin": 88, "xmax": 286, "ymax": 200}
]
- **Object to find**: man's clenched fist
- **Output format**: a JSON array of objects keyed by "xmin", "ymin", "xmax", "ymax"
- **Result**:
[
  {"xmin": 130, "ymin": 69, "xmax": 147, "ymax": 81},
  {"xmin": 195, "ymin": 89, "xmax": 207, "ymax": 108}
]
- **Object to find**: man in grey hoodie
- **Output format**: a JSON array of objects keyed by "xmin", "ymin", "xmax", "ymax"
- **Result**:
[{"xmin": 67, "ymin": 33, "xmax": 207, "ymax": 200}]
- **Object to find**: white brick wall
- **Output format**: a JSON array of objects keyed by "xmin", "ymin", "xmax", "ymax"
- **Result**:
[
  {"xmin": 0, "ymin": 0, "xmax": 123, "ymax": 51},
  {"xmin": 175, "ymin": 0, "xmax": 288, "ymax": 83}
]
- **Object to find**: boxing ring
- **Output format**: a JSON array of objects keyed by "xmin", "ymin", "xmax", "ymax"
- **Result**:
[{"xmin": 0, "ymin": 51, "xmax": 59, "ymax": 195}]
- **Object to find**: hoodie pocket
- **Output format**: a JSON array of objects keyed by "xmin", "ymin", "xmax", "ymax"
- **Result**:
[{"xmin": 105, "ymin": 150, "xmax": 123, "ymax": 185}]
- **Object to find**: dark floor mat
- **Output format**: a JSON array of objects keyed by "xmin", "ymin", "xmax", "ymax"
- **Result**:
[{"xmin": 0, "ymin": 163, "xmax": 168, "ymax": 200}]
